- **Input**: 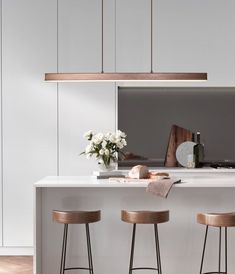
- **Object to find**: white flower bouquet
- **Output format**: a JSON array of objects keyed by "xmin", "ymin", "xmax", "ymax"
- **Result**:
[{"xmin": 81, "ymin": 130, "xmax": 127, "ymax": 170}]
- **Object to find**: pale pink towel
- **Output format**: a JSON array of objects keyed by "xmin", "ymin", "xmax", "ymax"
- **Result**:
[{"xmin": 146, "ymin": 178, "xmax": 181, "ymax": 198}]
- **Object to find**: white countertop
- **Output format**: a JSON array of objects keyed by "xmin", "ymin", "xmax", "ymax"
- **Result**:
[{"xmin": 35, "ymin": 168, "xmax": 235, "ymax": 188}]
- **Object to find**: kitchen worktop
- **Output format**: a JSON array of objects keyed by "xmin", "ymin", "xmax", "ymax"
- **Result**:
[{"xmin": 35, "ymin": 168, "xmax": 235, "ymax": 188}]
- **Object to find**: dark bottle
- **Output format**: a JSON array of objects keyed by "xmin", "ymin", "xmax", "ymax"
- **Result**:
[
  {"xmin": 192, "ymin": 132, "xmax": 195, "ymax": 142},
  {"xmin": 194, "ymin": 132, "xmax": 204, "ymax": 168}
]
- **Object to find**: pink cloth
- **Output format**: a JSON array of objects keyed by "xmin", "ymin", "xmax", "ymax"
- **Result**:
[{"xmin": 146, "ymin": 178, "xmax": 181, "ymax": 198}]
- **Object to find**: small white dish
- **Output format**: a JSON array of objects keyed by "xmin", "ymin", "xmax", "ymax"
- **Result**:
[{"xmin": 176, "ymin": 141, "xmax": 196, "ymax": 167}]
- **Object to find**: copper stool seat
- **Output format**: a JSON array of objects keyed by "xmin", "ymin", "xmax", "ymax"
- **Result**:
[
  {"xmin": 53, "ymin": 210, "xmax": 101, "ymax": 224},
  {"xmin": 122, "ymin": 210, "xmax": 169, "ymax": 224},
  {"xmin": 197, "ymin": 212, "xmax": 235, "ymax": 274},
  {"xmin": 197, "ymin": 212, "xmax": 235, "ymax": 227},
  {"xmin": 53, "ymin": 210, "xmax": 101, "ymax": 274},
  {"xmin": 122, "ymin": 210, "xmax": 169, "ymax": 274}
]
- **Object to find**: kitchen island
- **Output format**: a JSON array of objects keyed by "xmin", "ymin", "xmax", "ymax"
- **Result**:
[{"xmin": 34, "ymin": 169, "xmax": 235, "ymax": 274}]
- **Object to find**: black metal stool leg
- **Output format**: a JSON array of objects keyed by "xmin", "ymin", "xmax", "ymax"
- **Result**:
[
  {"xmin": 60, "ymin": 224, "xmax": 67, "ymax": 274},
  {"xmin": 62, "ymin": 224, "xmax": 68, "ymax": 274},
  {"xmin": 129, "ymin": 224, "xmax": 136, "ymax": 274},
  {"xmin": 218, "ymin": 227, "xmax": 222, "ymax": 274},
  {"xmin": 200, "ymin": 225, "xmax": 208, "ymax": 274},
  {"xmin": 86, "ymin": 223, "xmax": 94, "ymax": 274},
  {"xmin": 225, "ymin": 227, "xmax": 227, "ymax": 274},
  {"xmin": 86, "ymin": 224, "xmax": 92, "ymax": 274},
  {"xmin": 154, "ymin": 224, "xmax": 162, "ymax": 274}
]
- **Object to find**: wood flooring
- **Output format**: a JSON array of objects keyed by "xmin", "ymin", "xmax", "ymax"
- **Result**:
[{"xmin": 0, "ymin": 256, "xmax": 33, "ymax": 274}]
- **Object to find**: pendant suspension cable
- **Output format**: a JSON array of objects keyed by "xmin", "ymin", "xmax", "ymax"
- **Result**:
[
  {"xmin": 101, "ymin": 0, "xmax": 104, "ymax": 73},
  {"xmin": 44, "ymin": 0, "xmax": 208, "ymax": 82},
  {"xmin": 150, "ymin": 0, "xmax": 153, "ymax": 73}
]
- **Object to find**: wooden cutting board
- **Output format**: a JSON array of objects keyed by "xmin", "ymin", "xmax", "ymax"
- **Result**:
[
  {"xmin": 109, "ymin": 177, "xmax": 156, "ymax": 183},
  {"xmin": 164, "ymin": 125, "xmax": 193, "ymax": 167}
]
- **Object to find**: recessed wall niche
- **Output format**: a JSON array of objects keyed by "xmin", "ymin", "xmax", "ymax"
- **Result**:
[{"xmin": 118, "ymin": 87, "xmax": 235, "ymax": 166}]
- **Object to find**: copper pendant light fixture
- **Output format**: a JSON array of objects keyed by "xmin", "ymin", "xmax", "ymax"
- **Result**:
[{"xmin": 45, "ymin": 0, "xmax": 207, "ymax": 82}]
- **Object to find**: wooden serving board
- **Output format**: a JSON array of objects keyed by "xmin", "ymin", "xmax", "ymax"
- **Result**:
[
  {"xmin": 109, "ymin": 176, "xmax": 169, "ymax": 183},
  {"xmin": 109, "ymin": 177, "xmax": 156, "ymax": 183},
  {"xmin": 164, "ymin": 125, "xmax": 193, "ymax": 167}
]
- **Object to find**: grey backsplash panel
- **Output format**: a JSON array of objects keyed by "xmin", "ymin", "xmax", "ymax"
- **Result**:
[{"xmin": 118, "ymin": 87, "xmax": 235, "ymax": 163}]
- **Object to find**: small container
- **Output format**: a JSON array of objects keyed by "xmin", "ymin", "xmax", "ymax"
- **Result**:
[{"xmin": 187, "ymin": 154, "xmax": 195, "ymax": 168}]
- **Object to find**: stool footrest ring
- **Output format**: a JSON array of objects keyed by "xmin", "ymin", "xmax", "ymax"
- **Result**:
[
  {"xmin": 202, "ymin": 272, "xmax": 226, "ymax": 274},
  {"xmin": 131, "ymin": 267, "xmax": 158, "ymax": 271},
  {"xmin": 64, "ymin": 267, "xmax": 92, "ymax": 271}
]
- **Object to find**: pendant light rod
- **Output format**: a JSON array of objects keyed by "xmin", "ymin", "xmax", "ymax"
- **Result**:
[
  {"xmin": 101, "ymin": 0, "xmax": 104, "ymax": 73},
  {"xmin": 44, "ymin": 0, "xmax": 207, "ymax": 82},
  {"xmin": 151, "ymin": 0, "xmax": 153, "ymax": 73}
]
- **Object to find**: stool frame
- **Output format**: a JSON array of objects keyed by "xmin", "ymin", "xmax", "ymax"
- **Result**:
[
  {"xmin": 129, "ymin": 223, "xmax": 162, "ymax": 274},
  {"xmin": 60, "ymin": 223, "xmax": 94, "ymax": 274},
  {"xmin": 200, "ymin": 225, "xmax": 227, "ymax": 274}
]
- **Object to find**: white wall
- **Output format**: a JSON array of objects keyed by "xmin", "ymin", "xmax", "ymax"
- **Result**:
[
  {"xmin": 156, "ymin": 0, "xmax": 235, "ymax": 86},
  {"xmin": 122, "ymin": 0, "xmax": 235, "ymax": 87},
  {"xmin": 57, "ymin": 0, "xmax": 116, "ymax": 175},
  {"xmin": 58, "ymin": 83, "xmax": 116, "ymax": 175},
  {"xmin": 0, "ymin": 0, "xmax": 235, "ymax": 252},
  {"xmin": 2, "ymin": 0, "xmax": 57, "ymax": 248},
  {"xmin": 116, "ymin": 0, "xmax": 151, "ymax": 72}
]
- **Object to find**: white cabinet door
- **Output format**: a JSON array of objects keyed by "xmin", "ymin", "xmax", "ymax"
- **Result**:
[
  {"xmin": 116, "ymin": 0, "xmax": 151, "ymax": 72},
  {"xmin": 58, "ymin": 0, "xmax": 116, "ymax": 175},
  {"xmin": 58, "ymin": 0, "xmax": 102, "ymax": 72},
  {"xmin": 103, "ymin": 0, "xmax": 116, "ymax": 72},
  {"xmin": 2, "ymin": 0, "xmax": 57, "ymax": 246},
  {"xmin": 155, "ymin": 0, "xmax": 235, "ymax": 85},
  {"xmin": 59, "ymin": 83, "xmax": 116, "ymax": 175}
]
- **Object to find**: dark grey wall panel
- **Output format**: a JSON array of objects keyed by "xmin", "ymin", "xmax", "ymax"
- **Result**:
[{"xmin": 118, "ymin": 87, "xmax": 235, "ymax": 162}]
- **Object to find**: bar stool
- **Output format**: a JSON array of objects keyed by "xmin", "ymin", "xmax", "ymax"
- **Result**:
[
  {"xmin": 121, "ymin": 210, "xmax": 169, "ymax": 274},
  {"xmin": 197, "ymin": 212, "xmax": 235, "ymax": 274},
  {"xmin": 53, "ymin": 210, "xmax": 101, "ymax": 274}
]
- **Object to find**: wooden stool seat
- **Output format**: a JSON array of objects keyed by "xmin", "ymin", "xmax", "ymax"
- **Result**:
[
  {"xmin": 121, "ymin": 210, "xmax": 169, "ymax": 224},
  {"xmin": 53, "ymin": 210, "xmax": 101, "ymax": 224},
  {"xmin": 197, "ymin": 211, "xmax": 235, "ymax": 274},
  {"xmin": 197, "ymin": 212, "xmax": 235, "ymax": 227}
]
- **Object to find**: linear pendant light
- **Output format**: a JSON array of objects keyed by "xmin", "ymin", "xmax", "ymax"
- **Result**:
[{"xmin": 45, "ymin": 0, "xmax": 207, "ymax": 82}]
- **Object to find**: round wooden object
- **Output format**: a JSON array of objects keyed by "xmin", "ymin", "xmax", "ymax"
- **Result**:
[
  {"xmin": 121, "ymin": 210, "xmax": 169, "ymax": 224},
  {"xmin": 53, "ymin": 210, "xmax": 101, "ymax": 224},
  {"xmin": 197, "ymin": 212, "xmax": 235, "ymax": 227}
]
